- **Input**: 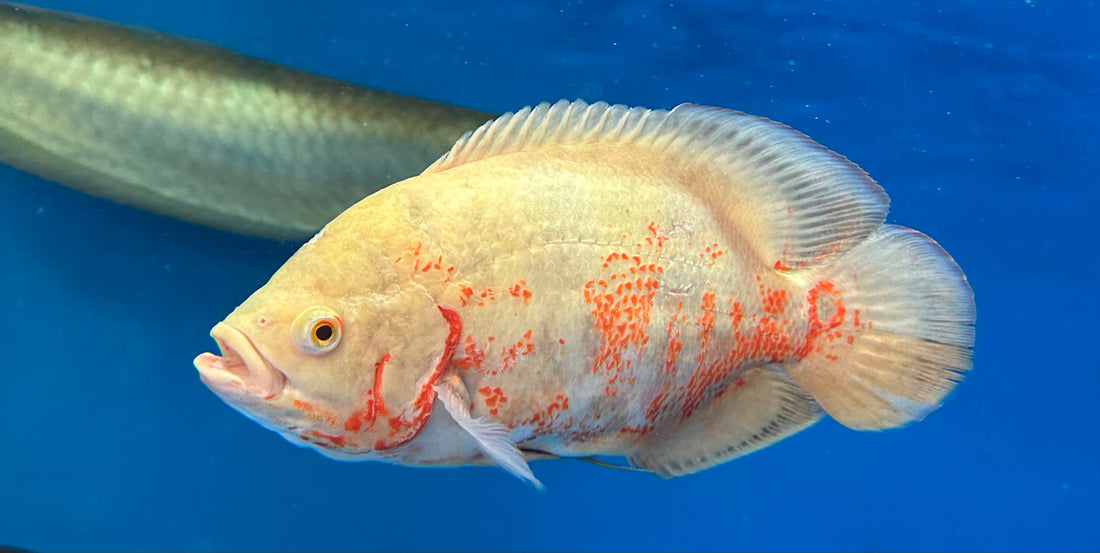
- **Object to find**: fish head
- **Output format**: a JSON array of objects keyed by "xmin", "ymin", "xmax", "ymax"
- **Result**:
[{"xmin": 194, "ymin": 218, "xmax": 457, "ymax": 460}]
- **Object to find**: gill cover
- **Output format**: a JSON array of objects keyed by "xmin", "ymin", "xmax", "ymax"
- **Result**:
[{"xmin": 364, "ymin": 282, "xmax": 461, "ymax": 450}]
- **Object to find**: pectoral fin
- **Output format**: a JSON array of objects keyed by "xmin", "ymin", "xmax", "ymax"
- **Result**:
[{"xmin": 433, "ymin": 376, "xmax": 543, "ymax": 489}]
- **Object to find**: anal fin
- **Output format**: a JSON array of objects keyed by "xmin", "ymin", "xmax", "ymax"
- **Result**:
[{"xmin": 629, "ymin": 366, "xmax": 823, "ymax": 478}]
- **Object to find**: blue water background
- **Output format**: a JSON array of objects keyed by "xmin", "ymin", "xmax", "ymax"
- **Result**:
[{"xmin": 1, "ymin": 1, "xmax": 1097, "ymax": 551}]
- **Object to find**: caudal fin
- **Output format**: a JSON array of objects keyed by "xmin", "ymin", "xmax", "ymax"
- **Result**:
[{"xmin": 785, "ymin": 224, "xmax": 976, "ymax": 430}]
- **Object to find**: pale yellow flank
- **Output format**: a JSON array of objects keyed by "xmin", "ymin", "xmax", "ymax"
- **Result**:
[{"xmin": 195, "ymin": 100, "xmax": 975, "ymax": 487}]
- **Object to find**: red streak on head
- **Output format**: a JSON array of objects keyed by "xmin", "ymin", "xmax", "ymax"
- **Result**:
[
  {"xmin": 372, "ymin": 354, "xmax": 391, "ymax": 416},
  {"xmin": 343, "ymin": 352, "xmax": 392, "ymax": 433}
]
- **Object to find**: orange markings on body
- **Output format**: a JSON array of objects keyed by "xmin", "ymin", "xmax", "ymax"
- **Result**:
[
  {"xmin": 500, "ymin": 331, "xmax": 536, "ymax": 374},
  {"xmin": 578, "ymin": 222, "xmax": 855, "ymax": 434},
  {"xmin": 453, "ymin": 335, "xmax": 487, "ymax": 372},
  {"xmin": 521, "ymin": 392, "xmax": 570, "ymax": 432},
  {"xmin": 662, "ymin": 300, "xmax": 684, "ymax": 375},
  {"xmin": 678, "ymin": 279, "xmax": 828, "ymax": 422},
  {"xmin": 508, "ymin": 280, "xmax": 533, "ymax": 305},
  {"xmin": 584, "ymin": 250, "xmax": 661, "ymax": 392},
  {"xmin": 622, "ymin": 379, "xmax": 673, "ymax": 435},
  {"xmin": 457, "ymin": 284, "xmax": 475, "ymax": 307},
  {"xmin": 681, "ymin": 292, "xmax": 718, "ymax": 418},
  {"xmin": 798, "ymin": 279, "xmax": 846, "ymax": 360},
  {"xmin": 733, "ymin": 376, "xmax": 746, "ymax": 390},
  {"xmin": 459, "ymin": 282, "xmax": 532, "ymax": 309},
  {"xmin": 477, "ymin": 386, "xmax": 508, "ymax": 416},
  {"xmin": 399, "ymin": 241, "xmax": 454, "ymax": 282},
  {"xmin": 638, "ymin": 221, "xmax": 669, "ymax": 248},
  {"xmin": 761, "ymin": 287, "xmax": 788, "ymax": 315},
  {"xmin": 702, "ymin": 243, "xmax": 724, "ymax": 261}
]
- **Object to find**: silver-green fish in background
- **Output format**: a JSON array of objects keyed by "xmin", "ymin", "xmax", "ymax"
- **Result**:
[{"xmin": 0, "ymin": 2, "xmax": 495, "ymax": 239}]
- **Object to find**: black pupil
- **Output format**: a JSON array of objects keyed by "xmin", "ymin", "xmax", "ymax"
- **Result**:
[{"xmin": 314, "ymin": 323, "xmax": 334, "ymax": 342}]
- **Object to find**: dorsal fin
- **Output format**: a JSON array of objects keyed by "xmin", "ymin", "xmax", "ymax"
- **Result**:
[{"xmin": 424, "ymin": 99, "xmax": 889, "ymax": 271}]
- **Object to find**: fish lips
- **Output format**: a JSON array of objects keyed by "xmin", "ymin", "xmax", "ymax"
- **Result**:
[{"xmin": 194, "ymin": 322, "xmax": 287, "ymax": 400}]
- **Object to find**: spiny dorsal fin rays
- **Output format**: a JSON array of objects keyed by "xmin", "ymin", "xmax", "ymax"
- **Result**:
[{"xmin": 423, "ymin": 99, "xmax": 889, "ymax": 272}]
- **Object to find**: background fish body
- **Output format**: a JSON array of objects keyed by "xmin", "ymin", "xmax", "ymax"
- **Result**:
[
  {"xmin": 0, "ymin": 2, "xmax": 494, "ymax": 239},
  {"xmin": 196, "ymin": 100, "xmax": 975, "ymax": 484}
]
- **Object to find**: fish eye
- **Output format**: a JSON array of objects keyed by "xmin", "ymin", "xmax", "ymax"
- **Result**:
[{"xmin": 292, "ymin": 306, "xmax": 342, "ymax": 355}]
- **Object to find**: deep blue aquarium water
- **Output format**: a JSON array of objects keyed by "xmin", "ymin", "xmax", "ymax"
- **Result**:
[{"xmin": 1, "ymin": 1, "xmax": 1097, "ymax": 551}]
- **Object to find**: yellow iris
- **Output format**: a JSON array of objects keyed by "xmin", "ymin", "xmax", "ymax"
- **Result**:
[{"xmin": 291, "ymin": 306, "xmax": 342, "ymax": 354}]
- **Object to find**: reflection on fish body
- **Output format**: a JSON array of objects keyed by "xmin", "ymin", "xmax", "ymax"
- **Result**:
[
  {"xmin": 194, "ymin": 100, "xmax": 976, "ymax": 487},
  {"xmin": 0, "ymin": 2, "xmax": 494, "ymax": 239}
]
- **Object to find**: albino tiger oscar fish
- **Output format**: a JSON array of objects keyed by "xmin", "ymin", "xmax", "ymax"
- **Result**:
[{"xmin": 194, "ymin": 99, "xmax": 975, "ymax": 487}]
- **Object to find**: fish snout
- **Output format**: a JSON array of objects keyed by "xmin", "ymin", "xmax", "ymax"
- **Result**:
[{"xmin": 194, "ymin": 322, "xmax": 286, "ymax": 399}]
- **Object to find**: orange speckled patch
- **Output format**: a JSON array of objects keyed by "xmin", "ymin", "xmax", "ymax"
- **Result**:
[
  {"xmin": 521, "ymin": 392, "xmax": 571, "ymax": 434},
  {"xmin": 499, "ymin": 330, "xmax": 536, "ymax": 376},
  {"xmin": 584, "ymin": 250, "xmax": 661, "ymax": 394},
  {"xmin": 398, "ymin": 241, "xmax": 455, "ymax": 282},
  {"xmin": 477, "ymin": 386, "xmax": 509, "ymax": 416}
]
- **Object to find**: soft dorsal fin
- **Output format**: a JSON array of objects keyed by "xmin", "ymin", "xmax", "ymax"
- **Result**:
[{"xmin": 424, "ymin": 99, "xmax": 889, "ymax": 271}]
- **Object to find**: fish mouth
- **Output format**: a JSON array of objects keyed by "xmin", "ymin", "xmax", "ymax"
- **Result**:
[{"xmin": 194, "ymin": 322, "xmax": 287, "ymax": 399}]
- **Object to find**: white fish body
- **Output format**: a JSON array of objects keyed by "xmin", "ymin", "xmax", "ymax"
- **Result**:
[{"xmin": 195, "ymin": 100, "xmax": 975, "ymax": 487}]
